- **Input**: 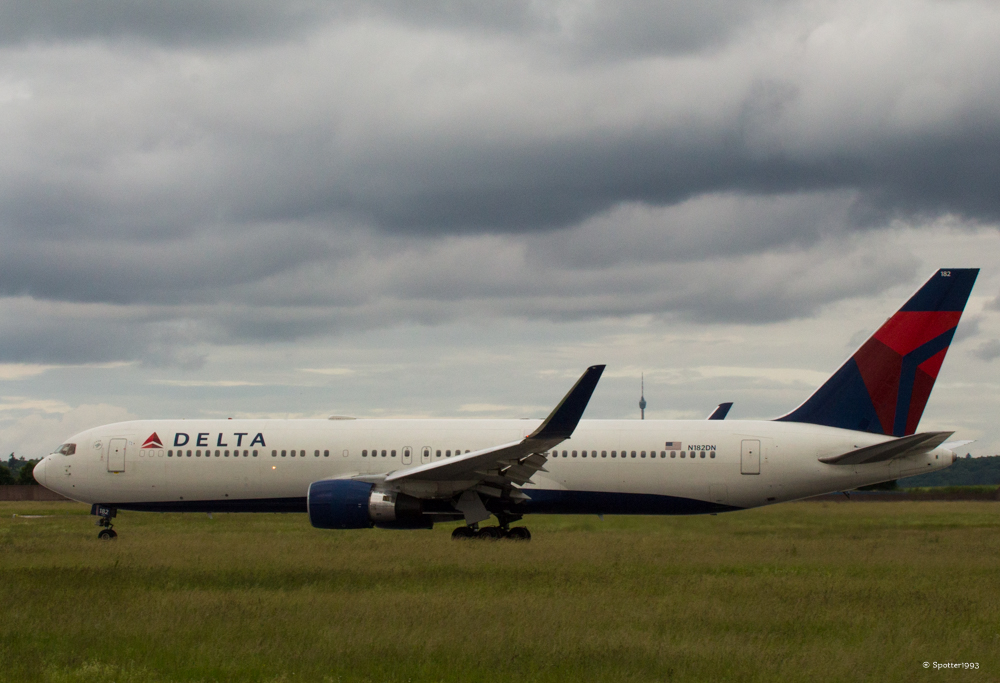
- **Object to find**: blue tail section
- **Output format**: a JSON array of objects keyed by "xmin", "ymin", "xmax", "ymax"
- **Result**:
[{"xmin": 777, "ymin": 269, "xmax": 978, "ymax": 435}]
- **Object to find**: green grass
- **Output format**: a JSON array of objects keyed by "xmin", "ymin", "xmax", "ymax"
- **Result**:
[
  {"xmin": 1, "ymin": 501, "xmax": 999, "ymax": 682},
  {"xmin": 900, "ymin": 485, "xmax": 999, "ymax": 495}
]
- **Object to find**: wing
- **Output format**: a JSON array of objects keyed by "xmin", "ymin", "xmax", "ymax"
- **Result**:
[
  {"xmin": 381, "ymin": 365, "xmax": 605, "ymax": 515},
  {"xmin": 818, "ymin": 431, "xmax": 953, "ymax": 465}
]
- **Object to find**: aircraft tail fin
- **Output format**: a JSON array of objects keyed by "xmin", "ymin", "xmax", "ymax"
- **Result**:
[{"xmin": 777, "ymin": 268, "xmax": 978, "ymax": 436}]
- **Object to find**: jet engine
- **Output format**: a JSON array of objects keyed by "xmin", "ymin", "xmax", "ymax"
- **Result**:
[{"xmin": 307, "ymin": 479, "xmax": 433, "ymax": 529}]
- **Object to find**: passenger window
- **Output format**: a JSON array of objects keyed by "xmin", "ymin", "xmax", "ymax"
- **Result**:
[
  {"xmin": 631, "ymin": 451, "xmax": 636, "ymax": 458},
  {"xmin": 196, "ymin": 450, "xmax": 201, "ymax": 457},
  {"xmin": 253, "ymin": 450, "xmax": 258, "ymax": 457},
  {"xmin": 436, "ymin": 450, "xmax": 441, "ymax": 457},
  {"xmin": 701, "ymin": 451, "xmax": 706, "ymax": 458},
  {"xmin": 224, "ymin": 450, "xmax": 229, "ymax": 457},
  {"xmin": 710, "ymin": 451, "xmax": 716, "ymax": 459},
  {"xmin": 611, "ymin": 451, "xmax": 616, "ymax": 458},
  {"xmin": 640, "ymin": 451, "xmax": 646, "ymax": 458},
  {"xmin": 168, "ymin": 450, "xmax": 173, "ymax": 457},
  {"xmin": 572, "ymin": 451, "xmax": 577, "ymax": 458},
  {"xmin": 671, "ymin": 451, "xmax": 676, "ymax": 458},
  {"xmin": 325, "ymin": 450, "xmax": 330, "ymax": 457},
  {"xmin": 381, "ymin": 450, "xmax": 386, "ymax": 457},
  {"xmin": 281, "ymin": 450, "xmax": 287, "ymax": 457},
  {"xmin": 187, "ymin": 450, "xmax": 192, "ymax": 457},
  {"xmin": 314, "ymin": 450, "xmax": 319, "ymax": 457},
  {"xmin": 446, "ymin": 450, "xmax": 451, "ymax": 457}
]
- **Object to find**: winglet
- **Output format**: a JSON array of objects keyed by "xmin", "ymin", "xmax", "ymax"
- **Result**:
[
  {"xmin": 528, "ymin": 365, "xmax": 605, "ymax": 440},
  {"xmin": 707, "ymin": 402, "xmax": 733, "ymax": 420}
]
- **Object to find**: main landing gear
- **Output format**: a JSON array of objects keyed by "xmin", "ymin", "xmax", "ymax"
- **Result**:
[
  {"xmin": 451, "ymin": 523, "xmax": 532, "ymax": 541},
  {"xmin": 451, "ymin": 526, "xmax": 531, "ymax": 541},
  {"xmin": 94, "ymin": 505, "xmax": 118, "ymax": 541}
]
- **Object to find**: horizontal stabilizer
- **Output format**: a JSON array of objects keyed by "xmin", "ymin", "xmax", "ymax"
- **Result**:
[
  {"xmin": 942, "ymin": 439, "xmax": 974, "ymax": 451},
  {"xmin": 819, "ymin": 431, "xmax": 953, "ymax": 465}
]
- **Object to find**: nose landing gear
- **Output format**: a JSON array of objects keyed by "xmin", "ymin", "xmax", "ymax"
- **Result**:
[{"xmin": 92, "ymin": 504, "xmax": 118, "ymax": 540}]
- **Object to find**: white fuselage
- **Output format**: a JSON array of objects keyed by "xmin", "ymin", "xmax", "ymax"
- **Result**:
[{"xmin": 34, "ymin": 417, "xmax": 955, "ymax": 514}]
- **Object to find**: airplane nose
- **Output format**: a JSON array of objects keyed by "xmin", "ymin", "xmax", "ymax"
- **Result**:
[{"xmin": 33, "ymin": 456, "xmax": 48, "ymax": 486}]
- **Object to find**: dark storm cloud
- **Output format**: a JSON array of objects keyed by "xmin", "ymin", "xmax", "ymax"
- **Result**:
[
  {"xmin": 0, "ymin": 0, "xmax": 331, "ymax": 46},
  {"xmin": 0, "ymin": 226, "xmax": 332, "ymax": 304},
  {"xmin": 0, "ymin": 0, "xmax": 775, "ymax": 53},
  {"xmin": 0, "ymin": 299, "xmax": 211, "ymax": 366},
  {"xmin": 0, "ymin": 0, "xmax": 996, "ymax": 366}
]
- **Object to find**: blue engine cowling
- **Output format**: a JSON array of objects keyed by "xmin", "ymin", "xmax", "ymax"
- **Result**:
[
  {"xmin": 307, "ymin": 479, "xmax": 433, "ymax": 530},
  {"xmin": 308, "ymin": 480, "xmax": 375, "ymax": 529}
]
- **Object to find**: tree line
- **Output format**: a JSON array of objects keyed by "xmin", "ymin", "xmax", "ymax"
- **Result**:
[{"xmin": 1, "ymin": 455, "xmax": 39, "ymax": 485}]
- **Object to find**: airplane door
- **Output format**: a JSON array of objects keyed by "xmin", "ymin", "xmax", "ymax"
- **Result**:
[
  {"xmin": 108, "ymin": 438, "xmax": 126, "ymax": 473},
  {"xmin": 741, "ymin": 440, "xmax": 760, "ymax": 475},
  {"xmin": 421, "ymin": 447, "xmax": 431, "ymax": 464},
  {"xmin": 402, "ymin": 447, "xmax": 412, "ymax": 465}
]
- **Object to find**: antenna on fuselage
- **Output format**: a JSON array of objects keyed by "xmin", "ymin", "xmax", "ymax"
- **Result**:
[{"xmin": 639, "ymin": 374, "xmax": 646, "ymax": 420}]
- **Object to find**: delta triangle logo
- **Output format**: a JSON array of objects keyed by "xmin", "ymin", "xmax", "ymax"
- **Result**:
[{"xmin": 142, "ymin": 432, "xmax": 164, "ymax": 449}]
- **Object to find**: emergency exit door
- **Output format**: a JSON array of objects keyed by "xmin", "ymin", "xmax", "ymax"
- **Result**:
[
  {"xmin": 108, "ymin": 438, "xmax": 126, "ymax": 473},
  {"xmin": 740, "ymin": 439, "xmax": 760, "ymax": 475}
]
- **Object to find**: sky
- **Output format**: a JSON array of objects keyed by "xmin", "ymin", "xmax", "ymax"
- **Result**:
[{"xmin": 0, "ymin": 0, "xmax": 998, "ymax": 460}]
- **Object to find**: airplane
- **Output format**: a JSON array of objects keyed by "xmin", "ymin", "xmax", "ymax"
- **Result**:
[
  {"xmin": 707, "ymin": 402, "xmax": 733, "ymax": 420},
  {"xmin": 33, "ymin": 268, "xmax": 978, "ymax": 541}
]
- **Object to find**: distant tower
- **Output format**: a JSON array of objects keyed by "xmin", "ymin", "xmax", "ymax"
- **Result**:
[{"xmin": 639, "ymin": 374, "xmax": 646, "ymax": 420}]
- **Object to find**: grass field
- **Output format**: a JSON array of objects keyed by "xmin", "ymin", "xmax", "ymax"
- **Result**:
[{"xmin": 1, "ymin": 501, "xmax": 998, "ymax": 682}]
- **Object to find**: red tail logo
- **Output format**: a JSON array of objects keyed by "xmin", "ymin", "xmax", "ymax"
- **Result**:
[
  {"xmin": 142, "ymin": 433, "xmax": 163, "ymax": 449},
  {"xmin": 779, "ymin": 269, "xmax": 978, "ymax": 436}
]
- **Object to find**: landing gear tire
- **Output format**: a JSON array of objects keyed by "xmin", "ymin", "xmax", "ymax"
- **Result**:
[
  {"xmin": 506, "ymin": 527, "xmax": 531, "ymax": 541},
  {"xmin": 451, "ymin": 526, "xmax": 477, "ymax": 540},
  {"xmin": 477, "ymin": 526, "xmax": 504, "ymax": 540},
  {"xmin": 97, "ymin": 529, "xmax": 117, "ymax": 541}
]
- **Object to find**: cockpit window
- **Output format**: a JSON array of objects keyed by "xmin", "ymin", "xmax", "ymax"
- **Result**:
[{"xmin": 57, "ymin": 443, "xmax": 76, "ymax": 456}]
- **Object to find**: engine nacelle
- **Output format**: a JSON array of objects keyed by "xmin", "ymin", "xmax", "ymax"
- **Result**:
[{"xmin": 307, "ymin": 480, "xmax": 433, "ymax": 530}]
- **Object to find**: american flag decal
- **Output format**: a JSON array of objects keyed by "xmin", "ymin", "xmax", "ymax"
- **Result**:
[{"xmin": 665, "ymin": 441, "xmax": 682, "ymax": 449}]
